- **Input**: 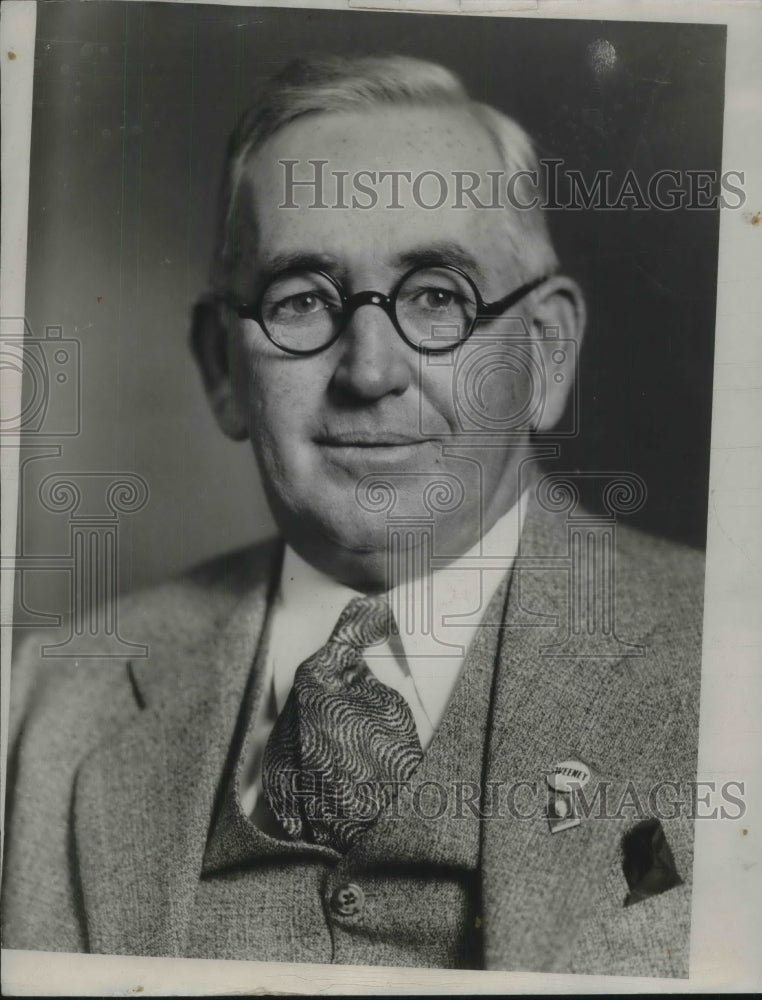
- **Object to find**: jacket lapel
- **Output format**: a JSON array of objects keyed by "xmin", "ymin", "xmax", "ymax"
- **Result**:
[
  {"xmin": 480, "ymin": 500, "xmax": 651, "ymax": 972},
  {"xmin": 73, "ymin": 544, "xmax": 279, "ymax": 956}
]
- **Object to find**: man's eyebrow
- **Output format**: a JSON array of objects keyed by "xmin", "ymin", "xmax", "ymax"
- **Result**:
[
  {"xmin": 259, "ymin": 251, "xmax": 342, "ymax": 282},
  {"xmin": 258, "ymin": 244, "xmax": 485, "ymax": 286},
  {"xmin": 394, "ymin": 244, "xmax": 485, "ymax": 283}
]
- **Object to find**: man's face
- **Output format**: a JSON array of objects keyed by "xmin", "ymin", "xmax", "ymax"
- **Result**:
[{"xmin": 212, "ymin": 107, "xmax": 573, "ymax": 588}]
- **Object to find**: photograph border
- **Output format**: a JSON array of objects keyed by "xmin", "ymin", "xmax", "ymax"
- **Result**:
[{"xmin": 1, "ymin": 0, "xmax": 760, "ymax": 994}]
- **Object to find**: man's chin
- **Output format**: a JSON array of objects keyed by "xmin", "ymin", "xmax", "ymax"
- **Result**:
[
  {"xmin": 311, "ymin": 512, "xmax": 392, "ymax": 558},
  {"xmin": 278, "ymin": 503, "xmax": 426, "ymax": 589}
]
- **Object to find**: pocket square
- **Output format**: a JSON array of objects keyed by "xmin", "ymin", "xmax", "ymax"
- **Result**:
[{"xmin": 621, "ymin": 818, "xmax": 683, "ymax": 907}]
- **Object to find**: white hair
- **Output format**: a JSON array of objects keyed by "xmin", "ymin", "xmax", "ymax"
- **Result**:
[{"xmin": 209, "ymin": 54, "xmax": 558, "ymax": 293}]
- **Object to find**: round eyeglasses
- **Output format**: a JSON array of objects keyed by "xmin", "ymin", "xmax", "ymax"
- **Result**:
[{"xmin": 226, "ymin": 264, "xmax": 553, "ymax": 356}]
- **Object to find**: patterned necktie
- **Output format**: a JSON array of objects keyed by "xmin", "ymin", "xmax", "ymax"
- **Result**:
[{"xmin": 262, "ymin": 595, "xmax": 423, "ymax": 852}]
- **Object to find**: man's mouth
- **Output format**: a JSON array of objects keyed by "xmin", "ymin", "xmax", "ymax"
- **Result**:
[{"xmin": 314, "ymin": 432, "xmax": 435, "ymax": 448}]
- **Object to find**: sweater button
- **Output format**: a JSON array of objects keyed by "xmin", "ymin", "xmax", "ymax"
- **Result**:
[{"xmin": 331, "ymin": 882, "xmax": 364, "ymax": 917}]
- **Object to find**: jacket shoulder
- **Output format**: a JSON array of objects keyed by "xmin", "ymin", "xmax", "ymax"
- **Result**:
[
  {"xmin": 8, "ymin": 538, "xmax": 280, "ymax": 744},
  {"xmin": 614, "ymin": 520, "xmax": 705, "ymax": 589},
  {"xmin": 612, "ymin": 521, "xmax": 705, "ymax": 634},
  {"xmin": 118, "ymin": 536, "xmax": 280, "ymax": 638},
  {"xmin": 524, "ymin": 499, "xmax": 705, "ymax": 628},
  {"xmin": 521, "ymin": 501, "xmax": 705, "ymax": 702}
]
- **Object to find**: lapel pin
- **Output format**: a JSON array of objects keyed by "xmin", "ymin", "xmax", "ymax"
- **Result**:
[{"xmin": 546, "ymin": 759, "xmax": 591, "ymax": 834}]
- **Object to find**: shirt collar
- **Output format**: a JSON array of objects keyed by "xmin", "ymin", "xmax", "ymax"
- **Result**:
[{"xmin": 271, "ymin": 494, "xmax": 527, "ymax": 715}]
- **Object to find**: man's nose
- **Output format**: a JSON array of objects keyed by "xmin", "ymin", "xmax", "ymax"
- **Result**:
[{"xmin": 330, "ymin": 303, "xmax": 412, "ymax": 401}]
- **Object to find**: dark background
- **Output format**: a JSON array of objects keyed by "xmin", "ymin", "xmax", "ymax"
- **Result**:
[{"xmin": 18, "ymin": 1, "xmax": 724, "ymax": 616}]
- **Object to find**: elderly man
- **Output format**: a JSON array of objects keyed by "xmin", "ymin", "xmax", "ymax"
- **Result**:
[{"xmin": 2, "ymin": 55, "xmax": 703, "ymax": 977}]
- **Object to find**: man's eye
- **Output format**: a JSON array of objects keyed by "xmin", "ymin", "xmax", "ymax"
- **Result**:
[
  {"xmin": 405, "ymin": 286, "xmax": 459, "ymax": 310},
  {"xmin": 275, "ymin": 292, "xmax": 329, "ymax": 317}
]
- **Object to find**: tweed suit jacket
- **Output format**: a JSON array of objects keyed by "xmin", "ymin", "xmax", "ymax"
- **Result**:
[{"xmin": 1, "ymin": 498, "xmax": 704, "ymax": 977}]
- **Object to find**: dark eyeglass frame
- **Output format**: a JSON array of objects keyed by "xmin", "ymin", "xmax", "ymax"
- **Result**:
[{"xmin": 224, "ymin": 264, "xmax": 555, "ymax": 357}]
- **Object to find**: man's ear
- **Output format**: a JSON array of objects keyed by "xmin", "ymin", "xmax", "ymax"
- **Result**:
[
  {"xmin": 190, "ymin": 297, "xmax": 248, "ymax": 441},
  {"xmin": 528, "ymin": 275, "xmax": 587, "ymax": 433}
]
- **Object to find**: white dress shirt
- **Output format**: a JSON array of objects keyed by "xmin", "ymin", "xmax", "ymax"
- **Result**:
[{"xmin": 239, "ymin": 496, "xmax": 527, "ymax": 818}]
